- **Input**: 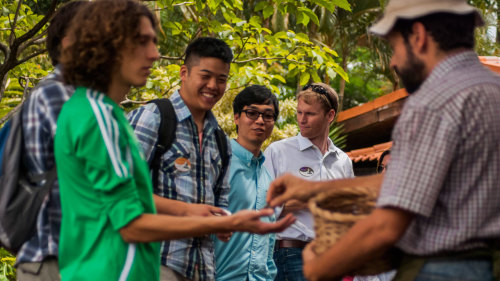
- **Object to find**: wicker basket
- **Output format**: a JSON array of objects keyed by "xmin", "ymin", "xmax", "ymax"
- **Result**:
[{"xmin": 308, "ymin": 186, "xmax": 394, "ymax": 276}]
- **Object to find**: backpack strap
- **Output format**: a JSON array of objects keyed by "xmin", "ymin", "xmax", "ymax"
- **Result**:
[
  {"xmin": 147, "ymin": 98, "xmax": 177, "ymax": 189},
  {"xmin": 214, "ymin": 127, "xmax": 229, "ymax": 194}
]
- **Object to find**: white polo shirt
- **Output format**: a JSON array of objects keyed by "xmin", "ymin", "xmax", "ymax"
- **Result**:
[{"xmin": 264, "ymin": 133, "xmax": 354, "ymax": 241}]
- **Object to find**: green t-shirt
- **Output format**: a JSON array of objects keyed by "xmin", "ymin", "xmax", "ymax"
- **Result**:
[{"xmin": 55, "ymin": 87, "xmax": 160, "ymax": 281}]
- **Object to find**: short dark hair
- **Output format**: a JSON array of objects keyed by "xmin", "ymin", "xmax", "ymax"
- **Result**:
[
  {"xmin": 61, "ymin": 0, "xmax": 157, "ymax": 93},
  {"xmin": 233, "ymin": 85, "xmax": 279, "ymax": 120},
  {"xmin": 47, "ymin": 1, "xmax": 88, "ymax": 66},
  {"xmin": 392, "ymin": 12, "xmax": 475, "ymax": 51},
  {"xmin": 377, "ymin": 149, "xmax": 391, "ymax": 173},
  {"xmin": 184, "ymin": 37, "xmax": 233, "ymax": 69}
]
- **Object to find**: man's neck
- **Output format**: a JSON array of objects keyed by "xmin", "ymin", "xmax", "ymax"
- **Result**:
[
  {"xmin": 107, "ymin": 81, "xmax": 129, "ymax": 104},
  {"xmin": 236, "ymin": 138, "xmax": 261, "ymax": 157},
  {"xmin": 307, "ymin": 134, "xmax": 330, "ymax": 155}
]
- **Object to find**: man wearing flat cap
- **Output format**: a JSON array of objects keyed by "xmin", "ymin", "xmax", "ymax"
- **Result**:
[{"xmin": 265, "ymin": 0, "xmax": 500, "ymax": 280}]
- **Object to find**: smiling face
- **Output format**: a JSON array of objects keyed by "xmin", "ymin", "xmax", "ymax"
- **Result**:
[
  {"xmin": 296, "ymin": 97, "xmax": 334, "ymax": 141},
  {"xmin": 179, "ymin": 57, "xmax": 230, "ymax": 117},
  {"xmin": 235, "ymin": 104, "xmax": 275, "ymax": 155}
]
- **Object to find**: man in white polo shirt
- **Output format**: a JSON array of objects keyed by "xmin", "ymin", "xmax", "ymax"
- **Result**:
[{"xmin": 264, "ymin": 82, "xmax": 354, "ymax": 281}]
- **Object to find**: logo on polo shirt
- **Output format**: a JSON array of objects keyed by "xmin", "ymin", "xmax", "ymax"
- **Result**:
[
  {"xmin": 174, "ymin": 157, "xmax": 191, "ymax": 172},
  {"xmin": 299, "ymin": 167, "xmax": 314, "ymax": 177}
]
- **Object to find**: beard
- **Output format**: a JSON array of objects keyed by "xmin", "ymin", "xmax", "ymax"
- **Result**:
[{"xmin": 394, "ymin": 44, "xmax": 426, "ymax": 94}]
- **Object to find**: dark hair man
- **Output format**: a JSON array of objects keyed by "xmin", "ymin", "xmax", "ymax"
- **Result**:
[
  {"xmin": 126, "ymin": 35, "xmax": 255, "ymax": 280},
  {"xmin": 214, "ymin": 85, "xmax": 280, "ymax": 280},
  {"xmin": 15, "ymin": 2, "xmax": 88, "ymax": 281},
  {"xmin": 264, "ymin": 82, "xmax": 353, "ymax": 281},
  {"xmin": 55, "ymin": 1, "xmax": 294, "ymax": 281},
  {"xmin": 377, "ymin": 149, "xmax": 391, "ymax": 174},
  {"xmin": 266, "ymin": 0, "xmax": 500, "ymax": 280}
]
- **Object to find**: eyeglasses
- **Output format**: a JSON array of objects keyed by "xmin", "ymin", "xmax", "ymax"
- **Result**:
[
  {"xmin": 377, "ymin": 164, "xmax": 387, "ymax": 174},
  {"xmin": 302, "ymin": 84, "xmax": 335, "ymax": 110},
  {"xmin": 241, "ymin": 109, "xmax": 275, "ymax": 122}
]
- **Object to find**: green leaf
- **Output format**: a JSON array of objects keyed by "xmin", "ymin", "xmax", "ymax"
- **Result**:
[
  {"xmin": 273, "ymin": 74, "xmax": 286, "ymax": 83},
  {"xmin": 299, "ymin": 72, "xmax": 310, "ymax": 86},
  {"xmin": 331, "ymin": 0, "xmax": 351, "ymax": 12},
  {"xmin": 310, "ymin": 70, "xmax": 321, "ymax": 83},
  {"xmin": 298, "ymin": 7, "xmax": 319, "ymax": 26},
  {"xmin": 254, "ymin": 1, "xmax": 268, "ymax": 12},
  {"xmin": 263, "ymin": 5, "xmax": 274, "ymax": 19}
]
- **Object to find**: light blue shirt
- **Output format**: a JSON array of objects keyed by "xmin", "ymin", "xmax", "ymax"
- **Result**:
[{"xmin": 214, "ymin": 139, "xmax": 277, "ymax": 281}]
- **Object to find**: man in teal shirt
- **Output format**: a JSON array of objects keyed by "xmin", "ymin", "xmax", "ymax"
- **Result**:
[{"xmin": 214, "ymin": 85, "xmax": 280, "ymax": 280}]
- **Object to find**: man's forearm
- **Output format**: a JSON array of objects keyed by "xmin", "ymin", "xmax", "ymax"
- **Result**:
[
  {"xmin": 303, "ymin": 208, "xmax": 412, "ymax": 281},
  {"xmin": 119, "ymin": 213, "xmax": 230, "ymax": 242},
  {"xmin": 153, "ymin": 195, "xmax": 188, "ymax": 216}
]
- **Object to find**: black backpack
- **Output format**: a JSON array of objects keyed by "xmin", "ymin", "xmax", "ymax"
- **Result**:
[
  {"xmin": 147, "ymin": 99, "xmax": 229, "ymax": 190},
  {"xmin": 0, "ymin": 108, "xmax": 57, "ymax": 253}
]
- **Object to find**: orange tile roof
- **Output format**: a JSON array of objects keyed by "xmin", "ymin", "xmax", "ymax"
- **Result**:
[
  {"xmin": 337, "ymin": 56, "xmax": 500, "ymax": 123},
  {"xmin": 346, "ymin": 141, "xmax": 392, "ymax": 163},
  {"xmin": 479, "ymin": 56, "xmax": 500, "ymax": 74},
  {"xmin": 337, "ymin": 89, "xmax": 408, "ymax": 122}
]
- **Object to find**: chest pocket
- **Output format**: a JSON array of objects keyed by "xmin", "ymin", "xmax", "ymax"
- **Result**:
[{"xmin": 159, "ymin": 141, "xmax": 195, "ymax": 200}]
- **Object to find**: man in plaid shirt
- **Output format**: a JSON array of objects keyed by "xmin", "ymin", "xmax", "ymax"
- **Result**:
[
  {"xmin": 266, "ymin": 0, "xmax": 500, "ymax": 280},
  {"xmin": 15, "ymin": 2, "xmax": 88, "ymax": 281},
  {"xmin": 128, "ymin": 37, "xmax": 233, "ymax": 281}
]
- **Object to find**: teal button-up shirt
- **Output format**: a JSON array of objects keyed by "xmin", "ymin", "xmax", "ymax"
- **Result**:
[{"xmin": 214, "ymin": 139, "xmax": 277, "ymax": 281}]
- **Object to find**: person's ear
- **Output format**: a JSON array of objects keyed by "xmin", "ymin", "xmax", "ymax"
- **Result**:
[
  {"xmin": 327, "ymin": 109, "xmax": 335, "ymax": 124},
  {"xmin": 234, "ymin": 113, "xmax": 240, "ymax": 126},
  {"xmin": 411, "ymin": 22, "xmax": 428, "ymax": 54},
  {"xmin": 180, "ymin": 65, "xmax": 189, "ymax": 82}
]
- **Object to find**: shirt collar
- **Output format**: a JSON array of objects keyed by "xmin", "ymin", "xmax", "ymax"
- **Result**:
[
  {"xmin": 297, "ymin": 133, "xmax": 339, "ymax": 157},
  {"xmin": 230, "ymin": 139, "xmax": 265, "ymax": 166},
  {"xmin": 415, "ymin": 50, "xmax": 479, "ymax": 98},
  {"xmin": 170, "ymin": 90, "xmax": 219, "ymax": 129}
]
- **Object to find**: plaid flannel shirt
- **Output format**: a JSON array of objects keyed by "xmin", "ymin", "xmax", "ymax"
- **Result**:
[
  {"xmin": 127, "ymin": 90, "xmax": 230, "ymax": 281},
  {"xmin": 378, "ymin": 51, "xmax": 500, "ymax": 255},
  {"xmin": 17, "ymin": 66, "xmax": 74, "ymax": 264}
]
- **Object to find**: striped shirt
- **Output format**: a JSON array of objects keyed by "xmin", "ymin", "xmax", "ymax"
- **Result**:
[
  {"xmin": 127, "ymin": 90, "xmax": 231, "ymax": 281},
  {"xmin": 378, "ymin": 51, "xmax": 500, "ymax": 255},
  {"xmin": 17, "ymin": 66, "xmax": 73, "ymax": 264},
  {"xmin": 55, "ymin": 87, "xmax": 159, "ymax": 281}
]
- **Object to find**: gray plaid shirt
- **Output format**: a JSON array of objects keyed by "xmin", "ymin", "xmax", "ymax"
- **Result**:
[
  {"xmin": 17, "ymin": 66, "xmax": 73, "ymax": 263},
  {"xmin": 127, "ymin": 91, "xmax": 231, "ymax": 281},
  {"xmin": 378, "ymin": 51, "xmax": 500, "ymax": 255}
]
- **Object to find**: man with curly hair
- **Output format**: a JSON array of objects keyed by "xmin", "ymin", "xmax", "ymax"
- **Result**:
[{"xmin": 55, "ymin": 1, "xmax": 294, "ymax": 281}]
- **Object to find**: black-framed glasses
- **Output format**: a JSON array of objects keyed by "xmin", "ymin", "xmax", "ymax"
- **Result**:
[
  {"xmin": 241, "ymin": 109, "xmax": 275, "ymax": 122},
  {"xmin": 302, "ymin": 84, "xmax": 335, "ymax": 110},
  {"xmin": 377, "ymin": 164, "xmax": 388, "ymax": 173}
]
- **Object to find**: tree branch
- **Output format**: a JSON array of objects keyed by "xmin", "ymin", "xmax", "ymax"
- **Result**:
[
  {"xmin": 19, "ymin": 30, "xmax": 47, "ymax": 53},
  {"xmin": 8, "ymin": 0, "xmax": 23, "ymax": 45},
  {"xmin": 14, "ymin": 0, "xmax": 59, "ymax": 46},
  {"xmin": 160, "ymin": 55, "xmax": 183, "ymax": 61},
  {"xmin": 14, "ymin": 49, "xmax": 47, "ymax": 67},
  {"xmin": 0, "ymin": 76, "xmax": 30, "ymax": 125},
  {"xmin": 120, "ymin": 99, "xmax": 148, "ymax": 106},
  {"xmin": 234, "ymin": 57, "xmax": 304, "ymax": 64},
  {"xmin": 0, "ymin": 42, "xmax": 7, "ymax": 57},
  {"xmin": 0, "ymin": 102, "xmax": 22, "ymax": 125},
  {"xmin": 152, "ymin": 1, "xmax": 194, "ymax": 10}
]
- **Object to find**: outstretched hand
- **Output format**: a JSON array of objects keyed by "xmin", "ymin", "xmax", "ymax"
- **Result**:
[
  {"xmin": 266, "ymin": 173, "xmax": 316, "ymax": 207},
  {"xmin": 231, "ymin": 209, "xmax": 295, "ymax": 234}
]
